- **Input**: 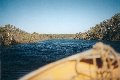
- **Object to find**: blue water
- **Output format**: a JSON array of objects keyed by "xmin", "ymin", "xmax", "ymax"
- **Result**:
[{"xmin": 1, "ymin": 39, "xmax": 120, "ymax": 80}]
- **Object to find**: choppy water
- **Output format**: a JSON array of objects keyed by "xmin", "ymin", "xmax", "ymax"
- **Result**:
[{"xmin": 1, "ymin": 39, "xmax": 120, "ymax": 80}]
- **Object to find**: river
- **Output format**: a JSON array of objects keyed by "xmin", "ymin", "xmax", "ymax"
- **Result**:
[{"xmin": 1, "ymin": 39, "xmax": 120, "ymax": 80}]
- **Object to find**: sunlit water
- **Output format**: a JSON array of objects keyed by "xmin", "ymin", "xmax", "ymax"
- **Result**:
[{"xmin": 1, "ymin": 39, "xmax": 120, "ymax": 80}]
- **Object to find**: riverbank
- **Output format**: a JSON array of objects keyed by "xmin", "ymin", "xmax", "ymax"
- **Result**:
[
  {"xmin": 0, "ymin": 25, "xmax": 75, "ymax": 45},
  {"xmin": 0, "ymin": 13, "xmax": 120, "ymax": 46},
  {"xmin": 75, "ymin": 13, "xmax": 120, "ymax": 40}
]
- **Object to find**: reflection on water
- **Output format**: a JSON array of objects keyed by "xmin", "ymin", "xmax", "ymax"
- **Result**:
[{"xmin": 1, "ymin": 39, "xmax": 120, "ymax": 80}]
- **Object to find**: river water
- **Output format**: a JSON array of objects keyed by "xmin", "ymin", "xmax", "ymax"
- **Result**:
[{"xmin": 1, "ymin": 39, "xmax": 120, "ymax": 80}]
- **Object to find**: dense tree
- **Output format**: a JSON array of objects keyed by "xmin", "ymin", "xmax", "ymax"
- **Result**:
[
  {"xmin": 75, "ymin": 13, "xmax": 120, "ymax": 40},
  {"xmin": 0, "ymin": 25, "xmax": 75, "ymax": 45}
]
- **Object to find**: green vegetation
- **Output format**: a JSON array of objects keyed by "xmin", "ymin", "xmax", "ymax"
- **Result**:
[
  {"xmin": 75, "ymin": 13, "xmax": 120, "ymax": 40},
  {"xmin": 0, "ymin": 13, "xmax": 120, "ymax": 46},
  {"xmin": 0, "ymin": 25, "xmax": 75, "ymax": 45}
]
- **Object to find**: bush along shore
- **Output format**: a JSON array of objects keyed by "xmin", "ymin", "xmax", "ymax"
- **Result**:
[
  {"xmin": 75, "ymin": 13, "xmax": 120, "ymax": 40},
  {"xmin": 0, "ymin": 25, "xmax": 75, "ymax": 46},
  {"xmin": 0, "ymin": 13, "xmax": 120, "ymax": 46}
]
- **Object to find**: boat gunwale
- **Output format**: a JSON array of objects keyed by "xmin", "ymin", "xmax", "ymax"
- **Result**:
[
  {"xmin": 19, "ymin": 49, "xmax": 120, "ymax": 80},
  {"xmin": 19, "ymin": 49, "xmax": 93, "ymax": 80}
]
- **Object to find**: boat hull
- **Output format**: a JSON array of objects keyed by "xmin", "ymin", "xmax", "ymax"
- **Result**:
[{"xmin": 19, "ymin": 49, "xmax": 120, "ymax": 80}]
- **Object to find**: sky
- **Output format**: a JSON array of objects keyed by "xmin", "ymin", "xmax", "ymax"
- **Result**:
[{"xmin": 0, "ymin": 0, "xmax": 120, "ymax": 34}]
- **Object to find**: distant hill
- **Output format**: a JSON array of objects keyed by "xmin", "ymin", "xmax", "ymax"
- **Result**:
[{"xmin": 74, "ymin": 13, "xmax": 120, "ymax": 40}]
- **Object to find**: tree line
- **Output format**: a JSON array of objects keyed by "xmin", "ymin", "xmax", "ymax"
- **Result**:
[
  {"xmin": 75, "ymin": 13, "xmax": 120, "ymax": 40},
  {"xmin": 0, "ymin": 13, "xmax": 120, "ymax": 46}
]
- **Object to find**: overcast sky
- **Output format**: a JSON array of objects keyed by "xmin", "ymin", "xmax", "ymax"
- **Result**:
[{"xmin": 0, "ymin": 0, "xmax": 120, "ymax": 34}]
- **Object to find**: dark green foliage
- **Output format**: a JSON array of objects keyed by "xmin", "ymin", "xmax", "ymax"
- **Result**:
[
  {"xmin": 0, "ymin": 25, "xmax": 75, "ymax": 45},
  {"xmin": 75, "ymin": 13, "xmax": 120, "ymax": 41},
  {"xmin": 1, "ymin": 13, "xmax": 119, "ymax": 46}
]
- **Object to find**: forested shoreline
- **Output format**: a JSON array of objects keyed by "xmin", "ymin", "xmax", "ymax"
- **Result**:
[{"xmin": 0, "ymin": 13, "xmax": 120, "ymax": 46}]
